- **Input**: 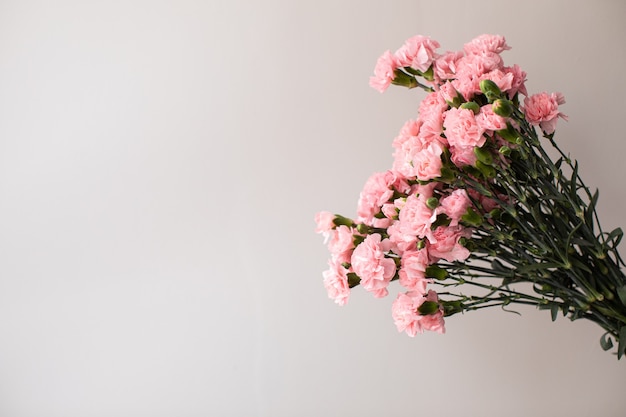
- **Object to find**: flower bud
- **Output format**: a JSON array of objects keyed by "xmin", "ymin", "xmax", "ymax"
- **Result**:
[
  {"xmin": 460, "ymin": 101, "xmax": 480, "ymax": 114},
  {"xmin": 479, "ymin": 79, "xmax": 502, "ymax": 102},
  {"xmin": 473, "ymin": 146, "xmax": 493, "ymax": 165},
  {"xmin": 425, "ymin": 265, "xmax": 448, "ymax": 280},
  {"xmin": 492, "ymin": 99, "xmax": 514, "ymax": 117},
  {"xmin": 426, "ymin": 197, "xmax": 439, "ymax": 210},
  {"xmin": 498, "ymin": 146, "xmax": 512, "ymax": 156}
]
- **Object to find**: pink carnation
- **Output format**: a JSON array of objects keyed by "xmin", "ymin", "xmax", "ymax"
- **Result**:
[
  {"xmin": 464, "ymin": 34, "xmax": 510, "ymax": 55},
  {"xmin": 327, "ymin": 225, "xmax": 355, "ymax": 264},
  {"xmin": 399, "ymin": 249, "xmax": 431, "ymax": 292},
  {"xmin": 439, "ymin": 189, "xmax": 471, "ymax": 226},
  {"xmin": 392, "ymin": 290, "xmax": 445, "ymax": 337},
  {"xmin": 443, "ymin": 107, "xmax": 486, "ymax": 149},
  {"xmin": 369, "ymin": 50, "xmax": 397, "ymax": 93},
  {"xmin": 322, "ymin": 259, "xmax": 351, "ymax": 306},
  {"xmin": 503, "ymin": 64, "xmax": 527, "ymax": 97},
  {"xmin": 428, "ymin": 225, "xmax": 471, "ymax": 262},
  {"xmin": 315, "ymin": 211, "xmax": 335, "ymax": 234},
  {"xmin": 357, "ymin": 171, "xmax": 410, "ymax": 225},
  {"xmin": 434, "ymin": 50, "xmax": 464, "ymax": 81},
  {"xmin": 523, "ymin": 92, "xmax": 567, "ymax": 134},
  {"xmin": 395, "ymin": 35, "xmax": 440, "ymax": 72},
  {"xmin": 351, "ymin": 234, "xmax": 396, "ymax": 298},
  {"xmin": 397, "ymin": 194, "xmax": 437, "ymax": 240},
  {"xmin": 476, "ymin": 103, "xmax": 508, "ymax": 133}
]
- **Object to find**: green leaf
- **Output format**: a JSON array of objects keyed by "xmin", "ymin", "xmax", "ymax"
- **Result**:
[
  {"xmin": 618, "ymin": 326, "xmax": 626, "ymax": 359},
  {"xmin": 418, "ymin": 301, "xmax": 440, "ymax": 315},
  {"xmin": 425, "ymin": 265, "xmax": 448, "ymax": 280},
  {"xmin": 617, "ymin": 285, "xmax": 626, "ymax": 307},
  {"xmin": 600, "ymin": 332, "xmax": 614, "ymax": 351},
  {"xmin": 550, "ymin": 304, "xmax": 559, "ymax": 322}
]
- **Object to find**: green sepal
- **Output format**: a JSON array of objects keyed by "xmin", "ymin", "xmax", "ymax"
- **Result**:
[
  {"xmin": 346, "ymin": 272, "xmax": 361, "ymax": 288},
  {"xmin": 476, "ymin": 160, "xmax": 496, "ymax": 178},
  {"xmin": 425, "ymin": 265, "xmax": 448, "ymax": 280},
  {"xmin": 332, "ymin": 214, "xmax": 354, "ymax": 228},
  {"xmin": 418, "ymin": 301, "xmax": 440, "ymax": 315},
  {"xmin": 461, "ymin": 207, "xmax": 483, "ymax": 227},
  {"xmin": 460, "ymin": 101, "xmax": 480, "ymax": 114},
  {"xmin": 474, "ymin": 146, "xmax": 493, "ymax": 165}
]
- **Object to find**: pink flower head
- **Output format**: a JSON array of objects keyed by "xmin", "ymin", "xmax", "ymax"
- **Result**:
[
  {"xmin": 399, "ymin": 249, "xmax": 431, "ymax": 292},
  {"xmin": 395, "ymin": 35, "xmax": 440, "ymax": 72},
  {"xmin": 315, "ymin": 211, "xmax": 335, "ymax": 234},
  {"xmin": 464, "ymin": 34, "xmax": 510, "ymax": 55},
  {"xmin": 434, "ymin": 50, "xmax": 464, "ymax": 81},
  {"xmin": 322, "ymin": 259, "xmax": 351, "ymax": 306},
  {"xmin": 443, "ymin": 107, "xmax": 486, "ymax": 149},
  {"xmin": 439, "ymin": 189, "xmax": 472, "ymax": 226},
  {"xmin": 357, "ymin": 171, "xmax": 410, "ymax": 225},
  {"xmin": 392, "ymin": 290, "xmax": 445, "ymax": 337},
  {"xmin": 428, "ymin": 225, "xmax": 471, "ymax": 262},
  {"xmin": 476, "ymin": 103, "xmax": 508, "ymax": 133},
  {"xmin": 523, "ymin": 92, "xmax": 568, "ymax": 134},
  {"xmin": 397, "ymin": 194, "xmax": 437, "ymax": 240},
  {"xmin": 369, "ymin": 50, "xmax": 397, "ymax": 93},
  {"xmin": 351, "ymin": 233, "xmax": 396, "ymax": 298},
  {"xmin": 327, "ymin": 225, "xmax": 355, "ymax": 265},
  {"xmin": 503, "ymin": 64, "xmax": 527, "ymax": 97}
]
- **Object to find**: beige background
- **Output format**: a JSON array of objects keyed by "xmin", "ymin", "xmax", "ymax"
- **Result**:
[{"xmin": 0, "ymin": 0, "xmax": 625, "ymax": 416}]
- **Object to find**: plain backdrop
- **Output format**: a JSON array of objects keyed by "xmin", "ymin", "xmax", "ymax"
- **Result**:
[{"xmin": 1, "ymin": 1, "xmax": 625, "ymax": 416}]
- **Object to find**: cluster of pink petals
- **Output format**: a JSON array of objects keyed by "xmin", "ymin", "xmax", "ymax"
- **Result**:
[
  {"xmin": 318, "ymin": 33, "xmax": 568, "ymax": 336},
  {"xmin": 391, "ymin": 290, "xmax": 445, "ymax": 336},
  {"xmin": 523, "ymin": 92, "xmax": 568, "ymax": 134}
]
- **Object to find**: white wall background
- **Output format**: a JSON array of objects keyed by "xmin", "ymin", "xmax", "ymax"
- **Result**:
[{"xmin": 0, "ymin": 1, "xmax": 625, "ymax": 416}]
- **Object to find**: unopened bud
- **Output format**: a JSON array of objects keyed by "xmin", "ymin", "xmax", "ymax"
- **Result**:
[
  {"xmin": 479, "ymin": 79, "xmax": 502, "ymax": 102},
  {"xmin": 460, "ymin": 101, "xmax": 480, "ymax": 114},
  {"xmin": 426, "ymin": 197, "xmax": 439, "ymax": 210},
  {"xmin": 492, "ymin": 99, "xmax": 514, "ymax": 117},
  {"xmin": 499, "ymin": 146, "xmax": 512, "ymax": 156},
  {"xmin": 473, "ymin": 146, "xmax": 493, "ymax": 165}
]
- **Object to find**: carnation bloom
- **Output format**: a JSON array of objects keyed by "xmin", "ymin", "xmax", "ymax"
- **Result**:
[
  {"xmin": 392, "ymin": 290, "xmax": 445, "ymax": 337},
  {"xmin": 327, "ymin": 225, "xmax": 355, "ymax": 264},
  {"xmin": 444, "ymin": 107, "xmax": 485, "ymax": 148},
  {"xmin": 428, "ymin": 225, "xmax": 471, "ymax": 262},
  {"xmin": 523, "ymin": 92, "xmax": 567, "ymax": 134},
  {"xmin": 398, "ymin": 249, "xmax": 431, "ymax": 292},
  {"xmin": 315, "ymin": 211, "xmax": 335, "ymax": 234},
  {"xmin": 369, "ymin": 50, "xmax": 397, "ymax": 93},
  {"xmin": 464, "ymin": 34, "xmax": 510, "ymax": 55},
  {"xmin": 322, "ymin": 259, "xmax": 351, "ymax": 306},
  {"xmin": 357, "ymin": 171, "xmax": 410, "ymax": 225},
  {"xmin": 439, "ymin": 189, "xmax": 472, "ymax": 226},
  {"xmin": 395, "ymin": 35, "xmax": 440, "ymax": 72},
  {"xmin": 351, "ymin": 233, "xmax": 396, "ymax": 298}
]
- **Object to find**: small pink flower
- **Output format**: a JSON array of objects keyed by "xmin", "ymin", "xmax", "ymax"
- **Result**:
[
  {"xmin": 398, "ymin": 194, "xmax": 437, "ymax": 240},
  {"xmin": 411, "ymin": 141, "xmax": 444, "ymax": 181},
  {"xmin": 476, "ymin": 103, "xmax": 508, "ymax": 133},
  {"xmin": 439, "ymin": 189, "xmax": 471, "ymax": 226},
  {"xmin": 391, "ymin": 290, "xmax": 445, "ymax": 336},
  {"xmin": 523, "ymin": 92, "xmax": 567, "ymax": 134},
  {"xmin": 399, "ymin": 249, "xmax": 431, "ymax": 292},
  {"xmin": 443, "ymin": 107, "xmax": 486, "ymax": 149},
  {"xmin": 464, "ymin": 34, "xmax": 510, "ymax": 55},
  {"xmin": 322, "ymin": 259, "xmax": 351, "ymax": 306},
  {"xmin": 351, "ymin": 234, "xmax": 396, "ymax": 298},
  {"xmin": 503, "ymin": 64, "xmax": 527, "ymax": 97},
  {"xmin": 428, "ymin": 225, "xmax": 471, "ymax": 262},
  {"xmin": 315, "ymin": 211, "xmax": 335, "ymax": 234},
  {"xmin": 357, "ymin": 171, "xmax": 410, "ymax": 225},
  {"xmin": 369, "ymin": 50, "xmax": 397, "ymax": 93},
  {"xmin": 395, "ymin": 35, "xmax": 440, "ymax": 72},
  {"xmin": 327, "ymin": 225, "xmax": 355, "ymax": 264},
  {"xmin": 434, "ymin": 50, "xmax": 464, "ymax": 81},
  {"xmin": 456, "ymin": 52, "xmax": 504, "ymax": 80}
]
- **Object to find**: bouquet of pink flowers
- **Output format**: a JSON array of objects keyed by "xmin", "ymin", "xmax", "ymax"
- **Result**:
[{"xmin": 315, "ymin": 34, "xmax": 626, "ymax": 358}]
